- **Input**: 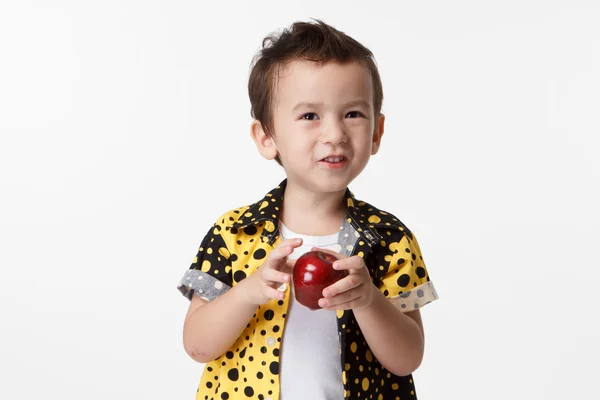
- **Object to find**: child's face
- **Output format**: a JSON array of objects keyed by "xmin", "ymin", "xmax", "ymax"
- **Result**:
[{"xmin": 255, "ymin": 59, "xmax": 384, "ymax": 194}]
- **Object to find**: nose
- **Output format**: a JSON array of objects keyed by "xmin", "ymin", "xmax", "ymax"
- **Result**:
[{"xmin": 319, "ymin": 118, "xmax": 348, "ymax": 145}]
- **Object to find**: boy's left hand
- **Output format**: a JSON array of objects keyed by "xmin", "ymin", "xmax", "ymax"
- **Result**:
[{"xmin": 312, "ymin": 247, "xmax": 377, "ymax": 311}]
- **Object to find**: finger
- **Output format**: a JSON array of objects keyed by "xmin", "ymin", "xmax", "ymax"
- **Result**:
[
  {"xmin": 310, "ymin": 246, "xmax": 346, "ymax": 260},
  {"xmin": 279, "ymin": 237, "xmax": 303, "ymax": 249},
  {"xmin": 262, "ymin": 267, "xmax": 290, "ymax": 285},
  {"xmin": 322, "ymin": 274, "xmax": 363, "ymax": 298},
  {"xmin": 321, "ymin": 298, "xmax": 361, "ymax": 311},
  {"xmin": 265, "ymin": 239, "xmax": 303, "ymax": 268},
  {"xmin": 319, "ymin": 289, "xmax": 362, "ymax": 309},
  {"xmin": 328, "ymin": 255, "xmax": 365, "ymax": 272},
  {"xmin": 262, "ymin": 282, "xmax": 286, "ymax": 301}
]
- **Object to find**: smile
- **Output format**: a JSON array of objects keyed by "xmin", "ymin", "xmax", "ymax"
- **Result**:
[
  {"xmin": 319, "ymin": 156, "xmax": 348, "ymax": 169},
  {"xmin": 321, "ymin": 156, "xmax": 347, "ymax": 163}
]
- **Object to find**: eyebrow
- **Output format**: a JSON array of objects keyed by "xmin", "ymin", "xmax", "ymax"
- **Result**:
[{"xmin": 292, "ymin": 100, "xmax": 372, "ymax": 111}]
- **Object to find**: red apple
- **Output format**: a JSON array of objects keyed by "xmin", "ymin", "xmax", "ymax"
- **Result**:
[{"xmin": 293, "ymin": 250, "xmax": 348, "ymax": 310}]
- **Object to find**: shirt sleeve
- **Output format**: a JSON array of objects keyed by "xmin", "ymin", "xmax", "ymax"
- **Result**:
[
  {"xmin": 177, "ymin": 219, "xmax": 233, "ymax": 301},
  {"xmin": 379, "ymin": 230, "xmax": 439, "ymax": 312}
]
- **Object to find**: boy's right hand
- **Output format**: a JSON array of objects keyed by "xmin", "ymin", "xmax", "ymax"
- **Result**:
[{"xmin": 241, "ymin": 238, "xmax": 303, "ymax": 306}]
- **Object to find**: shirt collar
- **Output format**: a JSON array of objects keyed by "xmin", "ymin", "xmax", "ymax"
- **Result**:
[{"xmin": 230, "ymin": 179, "xmax": 404, "ymax": 245}]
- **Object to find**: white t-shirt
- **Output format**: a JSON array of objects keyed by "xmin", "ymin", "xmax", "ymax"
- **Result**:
[{"xmin": 279, "ymin": 222, "xmax": 344, "ymax": 400}]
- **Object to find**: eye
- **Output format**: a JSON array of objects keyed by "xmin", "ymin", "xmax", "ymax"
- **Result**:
[
  {"xmin": 300, "ymin": 113, "xmax": 319, "ymax": 121},
  {"xmin": 345, "ymin": 111, "xmax": 363, "ymax": 118}
]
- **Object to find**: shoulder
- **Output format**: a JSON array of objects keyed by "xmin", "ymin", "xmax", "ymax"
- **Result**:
[
  {"xmin": 212, "ymin": 205, "xmax": 252, "ymax": 228},
  {"xmin": 350, "ymin": 196, "xmax": 415, "ymax": 240},
  {"xmin": 209, "ymin": 199, "xmax": 276, "ymax": 243}
]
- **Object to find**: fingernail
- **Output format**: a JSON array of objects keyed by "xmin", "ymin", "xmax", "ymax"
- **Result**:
[
  {"xmin": 318, "ymin": 299, "xmax": 326, "ymax": 308},
  {"xmin": 332, "ymin": 262, "xmax": 339, "ymax": 269}
]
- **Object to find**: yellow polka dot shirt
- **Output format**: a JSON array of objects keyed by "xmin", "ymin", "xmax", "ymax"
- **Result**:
[{"xmin": 177, "ymin": 180, "xmax": 439, "ymax": 400}]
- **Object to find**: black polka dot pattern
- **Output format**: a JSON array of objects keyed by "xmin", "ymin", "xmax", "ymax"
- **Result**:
[
  {"xmin": 227, "ymin": 368, "xmax": 239, "ymax": 381},
  {"xmin": 397, "ymin": 274, "xmax": 411, "ymax": 287},
  {"xmin": 233, "ymin": 270, "xmax": 247, "ymax": 283},
  {"xmin": 253, "ymin": 248, "xmax": 267, "ymax": 260},
  {"xmin": 243, "ymin": 226, "xmax": 257, "ymax": 236},
  {"xmin": 263, "ymin": 310, "xmax": 274, "ymax": 321},
  {"xmin": 178, "ymin": 179, "xmax": 435, "ymax": 399}
]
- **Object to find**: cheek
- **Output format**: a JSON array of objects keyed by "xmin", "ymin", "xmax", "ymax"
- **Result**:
[
  {"xmin": 280, "ymin": 130, "xmax": 312, "ymax": 150},
  {"xmin": 353, "ymin": 129, "xmax": 374, "ymax": 149},
  {"xmin": 276, "ymin": 136, "xmax": 312, "ymax": 163}
]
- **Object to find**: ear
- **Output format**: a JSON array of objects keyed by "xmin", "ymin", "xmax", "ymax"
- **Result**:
[
  {"xmin": 250, "ymin": 120, "xmax": 278, "ymax": 160},
  {"xmin": 371, "ymin": 113, "xmax": 385, "ymax": 155}
]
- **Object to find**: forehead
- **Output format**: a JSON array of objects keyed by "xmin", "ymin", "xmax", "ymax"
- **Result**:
[{"xmin": 274, "ymin": 59, "xmax": 373, "ymax": 108}]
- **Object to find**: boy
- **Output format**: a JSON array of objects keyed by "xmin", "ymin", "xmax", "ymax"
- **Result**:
[{"xmin": 177, "ymin": 19, "xmax": 438, "ymax": 400}]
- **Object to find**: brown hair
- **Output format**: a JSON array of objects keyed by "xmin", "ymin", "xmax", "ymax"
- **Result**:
[{"xmin": 248, "ymin": 19, "xmax": 383, "ymax": 164}]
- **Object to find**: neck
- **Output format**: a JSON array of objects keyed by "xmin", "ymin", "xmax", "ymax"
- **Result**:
[{"xmin": 280, "ymin": 181, "xmax": 347, "ymax": 236}]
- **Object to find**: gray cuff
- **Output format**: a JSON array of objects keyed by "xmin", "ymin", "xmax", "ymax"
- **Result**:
[
  {"xmin": 389, "ymin": 281, "xmax": 439, "ymax": 312},
  {"xmin": 177, "ymin": 269, "xmax": 231, "ymax": 301}
]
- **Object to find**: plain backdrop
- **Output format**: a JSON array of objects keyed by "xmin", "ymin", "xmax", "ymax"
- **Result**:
[{"xmin": 1, "ymin": 1, "xmax": 599, "ymax": 399}]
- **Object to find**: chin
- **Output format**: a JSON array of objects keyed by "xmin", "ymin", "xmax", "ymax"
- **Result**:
[
  {"xmin": 313, "ymin": 176, "xmax": 355, "ymax": 193},
  {"xmin": 288, "ymin": 167, "xmax": 360, "ymax": 192}
]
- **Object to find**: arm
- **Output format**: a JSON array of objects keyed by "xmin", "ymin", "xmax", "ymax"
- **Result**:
[
  {"xmin": 320, "ymin": 268, "xmax": 425, "ymax": 376},
  {"xmin": 316, "ymin": 245, "xmax": 431, "ymax": 377},
  {"xmin": 182, "ymin": 238, "xmax": 302, "ymax": 363},
  {"xmin": 353, "ymin": 288, "xmax": 424, "ymax": 376},
  {"xmin": 183, "ymin": 279, "xmax": 259, "ymax": 363}
]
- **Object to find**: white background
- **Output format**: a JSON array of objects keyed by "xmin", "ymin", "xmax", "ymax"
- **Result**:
[{"xmin": 1, "ymin": 1, "xmax": 599, "ymax": 399}]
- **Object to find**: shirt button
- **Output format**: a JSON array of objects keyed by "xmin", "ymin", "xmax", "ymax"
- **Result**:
[{"xmin": 267, "ymin": 337, "xmax": 275, "ymax": 346}]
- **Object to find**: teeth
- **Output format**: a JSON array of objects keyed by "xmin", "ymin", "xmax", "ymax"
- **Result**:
[{"xmin": 324, "ymin": 156, "xmax": 344, "ymax": 163}]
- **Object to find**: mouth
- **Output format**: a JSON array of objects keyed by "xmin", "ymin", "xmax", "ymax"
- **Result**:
[
  {"xmin": 319, "ymin": 155, "xmax": 348, "ymax": 168},
  {"xmin": 320, "ymin": 156, "xmax": 347, "ymax": 163}
]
